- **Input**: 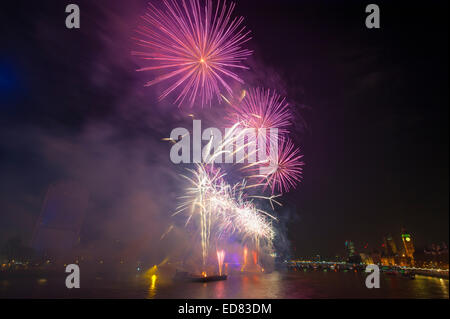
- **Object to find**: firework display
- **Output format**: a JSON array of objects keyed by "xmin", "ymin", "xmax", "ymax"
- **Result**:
[
  {"xmin": 1, "ymin": 0, "xmax": 447, "ymax": 303},
  {"xmin": 137, "ymin": 0, "xmax": 305, "ymax": 275},
  {"xmin": 133, "ymin": 0, "xmax": 252, "ymax": 107},
  {"xmin": 174, "ymin": 163, "xmax": 277, "ymax": 266}
]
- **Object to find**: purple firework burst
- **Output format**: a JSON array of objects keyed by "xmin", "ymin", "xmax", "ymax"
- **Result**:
[{"xmin": 133, "ymin": 0, "xmax": 253, "ymax": 107}]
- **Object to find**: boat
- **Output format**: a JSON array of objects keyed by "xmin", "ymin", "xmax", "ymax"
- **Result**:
[
  {"xmin": 173, "ymin": 270, "xmax": 228, "ymax": 282},
  {"xmin": 190, "ymin": 275, "xmax": 227, "ymax": 283}
]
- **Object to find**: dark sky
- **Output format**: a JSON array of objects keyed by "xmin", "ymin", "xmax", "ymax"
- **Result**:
[{"xmin": 0, "ymin": 0, "xmax": 448, "ymax": 258}]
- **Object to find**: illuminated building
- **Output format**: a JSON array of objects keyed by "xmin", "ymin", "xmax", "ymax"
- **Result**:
[
  {"xmin": 401, "ymin": 228, "xmax": 415, "ymax": 265},
  {"xmin": 381, "ymin": 235, "xmax": 399, "ymax": 266},
  {"xmin": 422, "ymin": 243, "xmax": 449, "ymax": 269},
  {"xmin": 360, "ymin": 253, "xmax": 373, "ymax": 265},
  {"xmin": 345, "ymin": 240, "xmax": 361, "ymax": 264},
  {"xmin": 386, "ymin": 235, "xmax": 398, "ymax": 255},
  {"xmin": 345, "ymin": 240, "xmax": 356, "ymax": 257}
]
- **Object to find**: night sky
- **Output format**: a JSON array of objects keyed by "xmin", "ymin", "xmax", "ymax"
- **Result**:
[{"xmin": 0, "ymin": 0, "xmax": 448, "ymax": 259}]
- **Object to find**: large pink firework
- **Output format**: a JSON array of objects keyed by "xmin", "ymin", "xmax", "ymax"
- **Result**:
[
  {"xmin": 228, "ymin": 88, "xmax": 293, "ymax": 136},
  {"xmin": 133, "ymin": 0, "xmax": 253, "ymax": 107},
  {"xmin": 252, "ymin": 138, "xmax": 304, "ymax": 194}
]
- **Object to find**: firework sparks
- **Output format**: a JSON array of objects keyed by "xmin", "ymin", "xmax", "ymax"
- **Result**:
[
  {"xmin": 228, "ymin": 199, "xmax": 276, "ymax": 247},
  {"xmin": 248, "ymin": 138, "xmax": 304, "ymax": 194},
  {"xmin": 133, "ymin": 0, "xmax": 253, "ymax": 107},
  {"xmin": 216, "ymin": 250, "xmax": 225, "ymax": 275},
  {"xmin": 175, "ymin": 164, "xmax": 276, "ymax": 265},
  {"xmin": 241, "ymin": 246, "xmax": 248, "ymax": 271}
]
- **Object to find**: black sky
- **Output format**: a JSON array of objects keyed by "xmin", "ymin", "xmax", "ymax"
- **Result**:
[{"xmin": 0, "ymin": 0, "xmax": 448, "ymax": 258}]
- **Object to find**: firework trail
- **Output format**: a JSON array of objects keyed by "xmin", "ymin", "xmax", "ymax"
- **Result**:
[
  {"xmin": 133, "ymin": 0, "xmax": 253, "ymax": 107},
  {"xmin": 241, "ymin": 246, "xmax": 248, "ymax": 271},
  {"xmin": 175, "ymin": 164, "xmax": 224, "ymax": 265},
  {"xmin": 216, "ymin": 250, "xmax": 225, "ymax": 275}
]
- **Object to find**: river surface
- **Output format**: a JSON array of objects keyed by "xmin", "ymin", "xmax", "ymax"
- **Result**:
[{"xmin": 1, "ymin": 271, "xmax": 448, "ymax": 299}]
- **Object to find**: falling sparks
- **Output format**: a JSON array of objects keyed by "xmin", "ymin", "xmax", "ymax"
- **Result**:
[{"xmin": 175, "ymin": 163, "xmax": 277, "ymax": 266}]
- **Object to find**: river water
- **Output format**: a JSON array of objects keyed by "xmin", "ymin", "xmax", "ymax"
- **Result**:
[{"xmin": 1, "ymin": 270, "xmax": 448, "ymax": 299}]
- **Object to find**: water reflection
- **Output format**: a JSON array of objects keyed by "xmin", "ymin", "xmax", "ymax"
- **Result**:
[
  {"xmin": 438, "ymin": 278, "xmax": 448, "ymax": 296},
  {"xmin": 37, "ymin": 278, "xmax": 48, "ymax": 285},
  {"xmin": 213, "ymin": 280, "xmax": 225, "ymax": 299},
  {"xmin": 0, "ymin": 270, "xmax": 448, "ymax": 299},
  {"xmin": 145, "ymin": 271, "xmax": 449, "ymax": 299},
  {"xmin": 148, "ymin": 275, "xmax": 157, "ymax": 299}
]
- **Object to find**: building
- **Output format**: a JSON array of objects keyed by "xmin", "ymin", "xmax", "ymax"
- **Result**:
[
  {"xmin": 345, "ymin": 240, "xmax": 361, "ymax": 264},
  {"xmin": 400, "ymin": 228, "xmax": 415, "ymax": 266},
  {"xmin": 401, "ymin": 230, "xmax": 415, "ymax": 258},
  {"xmin": 386, "ymin": 235, "xmax": 398, "ymax": 255}
]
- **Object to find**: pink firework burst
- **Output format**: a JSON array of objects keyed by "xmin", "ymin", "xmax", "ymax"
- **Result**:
[
  {"xmin": 133, "ymin": 0, "xmax": 253, "ymax": 107},
  {"xmin": 254, "ymin": 138, "xmax": 304, "ymax": 194},
  {"xmin": 228, "ymin": 88, "xmax": 293, "ymax": 136}
]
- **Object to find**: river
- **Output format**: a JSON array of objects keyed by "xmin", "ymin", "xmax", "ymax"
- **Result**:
[{"xmin": 1, "ymin": 270, "xmax": 448, "ymax": 299}]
